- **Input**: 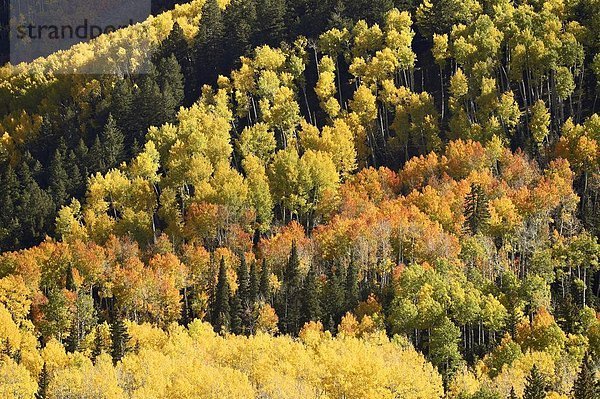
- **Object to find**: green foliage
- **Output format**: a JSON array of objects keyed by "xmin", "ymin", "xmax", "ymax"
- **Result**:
[
  {"xmin": 572, "ymin": 354, "xmax": 599, "ymax": 399},
  {"xmin": 110, "ymin": 314, "xmax": 130, "ymax": 364},
  {"xmin": 213, "ymin": 257, "xmax": 231, "ymax": 332},
  {"xmin": 523, "ymin": 365, "xmax": 547, "ymax": 399}
]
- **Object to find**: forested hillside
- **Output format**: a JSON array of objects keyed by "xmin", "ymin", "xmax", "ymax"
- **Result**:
[{"xmin": 0, "ymin": 0, "xmax": 599, "ymax": 398}]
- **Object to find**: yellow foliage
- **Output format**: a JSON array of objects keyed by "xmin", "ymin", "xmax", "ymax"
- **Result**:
[{"xmin": 0, "ymin": 356, "xmax": 38, "ymax": 399}]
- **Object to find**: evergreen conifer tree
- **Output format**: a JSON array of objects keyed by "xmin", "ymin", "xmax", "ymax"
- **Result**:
[
  {"xmin": 157, "ymin": 55, "xmax": 185, "ymax": 123},
  {"xmin": 101, "ymin": 114, "xmax": 125, "ymax": 170},
  {"xmin": 89, "ymin": 135, "xmax": 106, "ymax": 173},
  {"xmin": 322, "ymin": 264, "xmax": 345, "ymax": 326},
  {"xmin": 230, "ymin": 293, "xmax": 243, "ymax": 335},
  {"xmin": 48, "ymin": 148, "xmax": 68, "ymax": 206},
  {"xmin": 91, "ymin": 325, "xmax": 103, "ymax": 363},
  {"xmin": 213, "ymin": 257, "xmax": 231, "ymax": 332},
  {"xmin": 572, "ymin": 354, "xmax": 598, "ymax": 399},
  {"xmin": 523, "ymin": 365, "xmax": 547, "ymax": 399},
  {"xmin": 280, "ymin": 241, "xmax": 302, "ymax": 334},
  {"xmin": 35, "ymin": 362, "xmax": 49, "ymax": 399},
  {"xmin": 238, "ymin": 255, "xmax": 250, "ymax": 306},
  {"xmin": 302, "ymin": 265, "xmax": 321, "ymax": 324},
  {"xmin": 110, "ymin": 313, "xmax": 130, "ymax": 364},
  {"xmin": 194, "ymin": 0, "xmax": 225, "ymax": 88},
  {"xmin": 249, "ymin": 260, "xmax": 259, "ymax": 305}
]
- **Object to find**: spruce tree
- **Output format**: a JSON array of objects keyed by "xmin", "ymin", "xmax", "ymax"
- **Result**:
[
  {"xmin": 193, "ymin": 0, "xmax": 224, "ymax": 87},
  {"xmin": 157, "ymin": 55, "xmax": 185, "ymax": 123},
  {"xmin": 65, "ymin": 150, "xmax": 83, "ymax": 198},
  {"xmin": 464, "ymin": 183, "xmax": 490, "ymax": 234},
  {"xmin": 91, "ymin": 325, "xmax": 103, "ymax": 363},
  {"xmin": 16, "ymin": 163, "xmax": 54, "ymax": 249},
  {"xmin": 110, "ymin": 313, "xmax": 130, "ymax": 364},
  {"xmin": 156, "ymin": 22, "xmax": 194, "ymax": 105},
  {"xmin": 89, "ymin": 135, "xmax": 106, "ymax": 173},
  {"xmin": 65, "ymin": 322, "xmax": 79, "ymax": 353},
  {"xmin": 48, "ymin": 148, "xmax": 68, "ymax": 206},
  {"xmin": 0, "ymin": 166, "xmax": 20, "ymax": 250},
  {"xmin": 223, "ymin": 0, "xmax": 257, "ymax": 67},
  {"xmin": 101, "ymin": 114, "xmax": 125, "ymax": 170},
  {"xmin": 134, "ymin": 65, "xmax": 165, "ymax": 141},
  {"xmin": 155, "ymin": 21, "xmax": 188, "ymax": 64},
  {"xmin": 254, "ymin": 0, "xmax": 287, "ymax": 47},
  {"xmin": 322, "ymin": 264, "xmax": 345, "ymax": 327},
  {"xmin": 35, "ymin": 362, "xmax": 49, "ymax": 399},
  {"xmin": 237, "ymin": 255, "xmax": 250, "ymax": 307},
  {"xmin": 280, "ymin": 241, "xmax": 303, "ymax": 334},
  {"xmin": 572, "ymin": 354, "xmax": 598, "ymax": 399},
  {"xmin": 213, "ymin": 257, "xmax": 231, "ymax": 332},
  {"xmin": 302, "ymin": 265, "xmax": 321, "ymax": 324},
  {"xmin": 110, "ymin": 78, "xmax": 134, "ymax": 136},
  {"xmin": 523, "ymin": 365, "xmax": 547, "ymax": 399},
  {"xmin": 249, "ymin": 260, "xmax": 259, "ymax": 305},
  {"xmin": 230, "ymin": 292, "xmax": 243, "ymax": 335}
]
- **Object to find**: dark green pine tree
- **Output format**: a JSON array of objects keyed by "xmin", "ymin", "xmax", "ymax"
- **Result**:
[
  {"xmin": 249, "ymin": 260, "xmax": 259, "ymax": 305},
  {"xmin": 155, "ymin": 22, "xmax": 195, "ymax": 105},
  {"xmin": 133, "ymin": 65, "xmax": 165, "ymax": 141},
  {"xmin": 65, "ymin": 321, "xmax": 79, "ymax": 353},
  {"xmin": 110, "ymin": 78, "xmax": 134, "ymax": 137},
  {"xmin": 154, "ymin": 21, "xmax": 188, "ymax": 63},
  {"xmin": 230, "ymin": 292, "xmax": 243, "ymax": 335},
  {"xmin": 328, "ymin": 0, "xmax": 352, "ymax": 31},
  {"xmin": 91, "ymin": 325, "xmax": 103, "ymax": 363},
  {"xmin": 65, "ymin": 150, "xmax": 83, "ymax": 198},
  {"xmin": 508, "ymin": 387, "xmax": 518, "ymax": 399},
  {"xmin": 35, "ymin": 362, "xmax": 49, "ymax": 399},
  {"xmin": 88, "ymin": 135, "xmax": 106, "ymax": 173},
  {"xmin": 73, "ymin": 139, "xmax": 89, "ymax": 167},
  {"xmin": 259, "ymin": 259, "xmax": 271, "ymax": 302},
  {"xmin": 48, "ymin": 148, "xmax": 69, "ymax": 206},
  {"xmin": 222, "ymin": 0, "xmax": 257, "ymax": 66},
  {"xmin": 523, "ymin": 365, "xmax": 547, "ymax": 399},
  {"xmin": 237, "ymin": 255, "xmax": 250, "ymax": 306},
  {"xmin": 193, "ymin": 0, "xmax": 225, "ymax": 88},
  {"xmin": 212, "ymin": 257, "xmax": 231, "ymax": 332},
  {"xmin": 321, "ymin": 264, "xmax": 345, "ymax": 328},
  {"xmin": 572, "ymin": 354, "xmax": 598, "ymax": 399},
  {"xmin": 254, "ymin": 0, "xmax": 287, "ymax": 47},
  {"xmin": 345, "ymin": 0, "xmax": 393, "ymax": 25},
  {"xmin": 157, "ymin": 55, "xmax": 185, "ymax": 123},
  {"xmin": 16, "ymin": 163, "xmax": 55, "ymax": 248},
  {"xmin": 110, "ymin": 313, "xmax": 130, "ymax": 365},
  {"xmin": 302, "ymin": 265, "xmax": 321, "ymax": 324},
  {"xmin": 101, "ymin": 114, "xmax": 125, "ymax": 170},
  {"xmin": 280, "ymin": 241, "xmax": 303, "ymax": 335},
  {"xmin": 464, "ymin": 183, "xmax": 490, "ymax": 234},
  {"xmin": 345, "ymin": 259, "xmax": 360, "ymax": 312},
  {"xmin": 0, "ymin": 166, "xmax": 21, "ymax": 251}
]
